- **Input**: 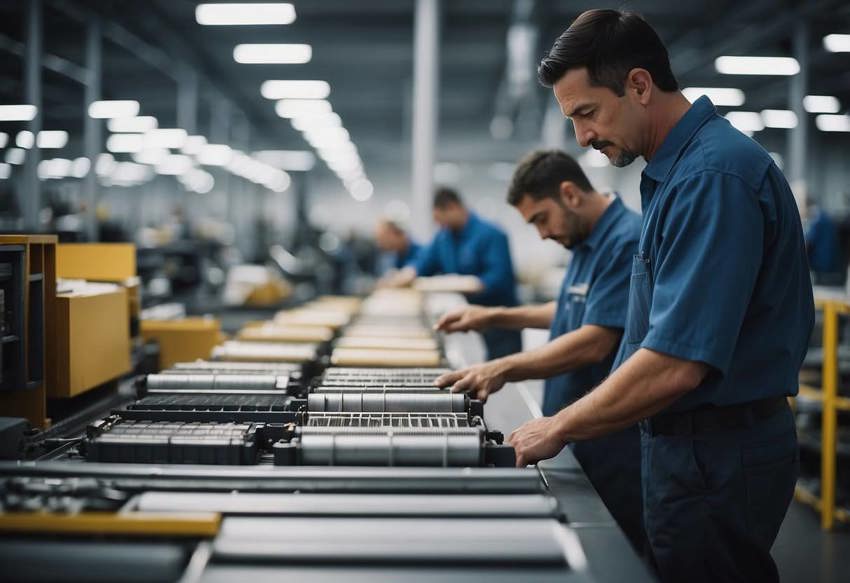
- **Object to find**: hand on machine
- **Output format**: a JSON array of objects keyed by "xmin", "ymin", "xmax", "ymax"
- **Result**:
[
  {"xmin": 433, "ymin": 305, "xmax": 494, "ymax": 333},
  {"xmin": 433, "ymin": 360, "xmax": 510, "ymax": 402}
]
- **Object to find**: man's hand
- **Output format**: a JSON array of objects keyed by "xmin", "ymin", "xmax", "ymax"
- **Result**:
[
  {"xmin": 507, "ymin": 416, "xmax": 569, "ymax": 467},
  {"xmin": 433, "ymin": 360, "xmax": 508, "ymax": 401},
  {"xmin": 434, "ymin": 305, "xmax": 493, "ymax": 333}
]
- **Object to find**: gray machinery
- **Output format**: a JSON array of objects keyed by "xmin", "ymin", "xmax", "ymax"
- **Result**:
[{"xmin": 0, "ymin": 345, "xmax": 654, "ymax": 582}]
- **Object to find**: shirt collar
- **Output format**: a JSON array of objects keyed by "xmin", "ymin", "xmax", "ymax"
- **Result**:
[
  {"xmin": 642, "ymin": 95, "xmax": 717, "ymax": 184},
  {"xmin": 580, "ymin": 195, "xmax": 623, "ymax": 251},
  {"xmin": 455, "ymin": 211, "xmax": 479, "ymax": 238}
]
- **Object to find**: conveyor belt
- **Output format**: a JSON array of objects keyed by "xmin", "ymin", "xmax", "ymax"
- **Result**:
[{"xmin": 307, "ymin": 392, "xmax": 467, "ymax": 413}]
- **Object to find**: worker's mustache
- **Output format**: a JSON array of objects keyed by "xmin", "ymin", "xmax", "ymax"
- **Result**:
[{"xmin": 591, "ymin": 140, "xmax": 613, "ymax": 151}]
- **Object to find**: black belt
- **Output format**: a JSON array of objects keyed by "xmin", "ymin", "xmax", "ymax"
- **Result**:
[{"xmin": 643, "ymin": 397, "xmax": 788, "ymax": 437}]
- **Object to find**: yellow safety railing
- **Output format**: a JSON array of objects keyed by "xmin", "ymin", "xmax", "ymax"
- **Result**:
[{"xmin": 795, "ymin": 298, "xmax": 850, "ymax": 530}]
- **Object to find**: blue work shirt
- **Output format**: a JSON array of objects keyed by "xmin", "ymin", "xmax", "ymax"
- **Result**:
[
  {"xmin": 542, "ymin": 196, "xmax": 641, "ymax": 415},
  {"xmin": 414, "ymin": 212, "xmax": 519, "ymax": 307},
  {"xmin": 612, "ymin": 96, "xmax": 815, "ymax": 412}
]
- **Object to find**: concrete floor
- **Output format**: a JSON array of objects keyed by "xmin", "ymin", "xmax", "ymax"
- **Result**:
[{"xmin": 773, "ymin": 501, "xmax": 850, "ymax": 583}]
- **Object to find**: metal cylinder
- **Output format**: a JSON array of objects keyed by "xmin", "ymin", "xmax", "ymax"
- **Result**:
[
  {"xmin": 312, "ymin": 386, "xmax": 447, "ymax": 394},
  {"xmin": 172, "ymin": 361, "xmax": 300, "ymax": 374},
  {"xmin": 307, "ymin": 392, "xmax": 466, "ymax": 413},
  {"xmin": 146, "ymin": 374, "xmax": 285, "ymax": 392},
  {"xmin": 299, "ymin": 428, "xmax": 481, "ymax": 467}
]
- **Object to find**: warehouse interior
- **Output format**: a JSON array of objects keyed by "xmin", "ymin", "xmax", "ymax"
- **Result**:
[{"xmin": 0, "ymin": 1, "xmax": 849, "ymax": 582}]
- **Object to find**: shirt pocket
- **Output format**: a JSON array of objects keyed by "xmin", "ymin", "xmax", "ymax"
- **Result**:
[
  {"xmin": 565, "ymin": 291, "xmax": 587, "ymax": 330},
  {"xmin": 624, "ymin": 254, "xmax": 652, "ymax": 345}
]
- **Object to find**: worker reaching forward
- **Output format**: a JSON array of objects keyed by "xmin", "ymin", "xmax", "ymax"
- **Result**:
[
  {"xmin": 504, "ymin": 9, "xmax": 813, "ymax": 583},
  {"xmin": 434, "ymin": 149, "xmax": 645, "ymax": 550}
]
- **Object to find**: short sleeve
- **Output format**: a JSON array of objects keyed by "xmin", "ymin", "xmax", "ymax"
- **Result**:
[
  {"xmin": 641, "ymin": 172, "xmax": 764, "ymax": 374},
  {"xmin": 582, "ymin": 239, "xmax": 636, "ymax": 329}
]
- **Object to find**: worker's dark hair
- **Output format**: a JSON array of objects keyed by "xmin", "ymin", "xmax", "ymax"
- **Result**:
[
  {"xmin": 538, "ymin": 9, "xmax": 678, "ymax": 95},
  {"xmin": 507, "ymin": 150, "xmax": 594, "ymax": 206},
  {"xmin": 433, "ymin": 187, "xmax": 463, "ymax": 209}
]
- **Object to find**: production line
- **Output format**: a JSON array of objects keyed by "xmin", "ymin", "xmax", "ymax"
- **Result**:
[{"xmin": 0, "ymin": 289, "xmax": 652, "ymax": 582}]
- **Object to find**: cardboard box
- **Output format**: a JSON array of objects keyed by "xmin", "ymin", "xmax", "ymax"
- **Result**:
[
  {"xmin": 141, "ymin": 318, "xmax": 224, "ymax": 370},
  {"xmin": 51, "ymin": 286, "xmax": 131, "ymax": 398}
]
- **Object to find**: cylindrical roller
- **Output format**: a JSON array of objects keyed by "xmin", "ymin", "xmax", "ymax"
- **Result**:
[
  {"xmin": 307, "ymin": 392, "xmax": 466, "ymax": 413},
  {"xmin": 312, "ymin": 386, "xmax": 447, "ymax": 394},
  {"xmin": 299, "ymin": 430, "xmax": 482, "ymax": 467},
  {"xmin": 330, "ymin": 348, "xmax": 441, "ymax": 368},
  {"xmin": 334, "ymin": 337, "xmax": 438, "ymax": 351},
  {"xmin": 146, "ymin": 374, "xmax": 285, "ymax": 391},
  {"xmin": 172, "ymin": 361, "xmax": 300, "ymax": 374},
  {"xmin": 212, "ymin": 341, "xmax": 317, "ymax": 363}
]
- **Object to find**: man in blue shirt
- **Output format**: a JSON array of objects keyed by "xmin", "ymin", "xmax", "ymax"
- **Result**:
[
  {"xmin": 374, "ymin": 217, "xmax": 421, "ymax": 276},
  {"xmin": 434, "ymin": 149, "xmax": 644, "ymax": 550},
  {"xmin": 507, "ymin": 10, "xmax": 814, "ymax": 583},
  {"xmin": 402, "ymin": 188, "xmax": 522, "ymax": 359}
]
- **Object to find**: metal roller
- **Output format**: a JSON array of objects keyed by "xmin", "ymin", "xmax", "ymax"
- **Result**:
[
  {"xmin": 171, "ymin": 361, "xmax": 300, "ymax": 374},
  {"xmin": 146, "ymin": 374, "xmax": 288, "ymax": 392},
  {"xmin": 312, "ymin": 386, "xmax": 448, "ymax": 394},
  {"xmin": 298, "ymin": 427, "xmax": 482, "ymax": 467},
  {"xmin": 307, "ymin": 392, "xmax": 467, "ymax": 413},
  {"xmin": 212, "ymin": 341, "xmax": 317, "ymax": 363}
]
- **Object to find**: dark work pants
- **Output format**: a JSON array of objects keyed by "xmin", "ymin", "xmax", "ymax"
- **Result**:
[
  {"xmin": 571, "ymin": 426, "xmax": 646, "ymax": 553},
  {"xmin": 480, "ymin": 327, "xmax": 522, "ymax": 360},
  {"xmin": 640, "ymin": 403, "xmax": 798, "ymax": 583}
]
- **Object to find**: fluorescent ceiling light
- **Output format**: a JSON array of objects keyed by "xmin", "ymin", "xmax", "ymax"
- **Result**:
[
  {"xmin": 291, "ymin": 113, "xmax": 341, "ymax": 131},
  {"xmin": 132, "ymin": 148, "xmax": 170, "ymax": 165},
  {"xmin": 38, "ymin": 158, "xmax": 73, "ymax": 180},
  {"xmin": 823, "ymin": 34, "xmax": 850, "ymax": 53},
  {"xmin": 715, "ymin": 56, "xmax": 799, "ymax": 76},
  {"xmin": 275, "ymin": 99, "xmax": 331, "ymax": 118},
  {"xmin": 107, "ymin": 133, "xmax": 145, "ymax": 153},
  {"xmin": 0, "ymin": 133, "xmax": 7, "ymax": 148},
  {"xmin": 5, "ymin": 148, "xmax": 25, "ymax": 165},
  {"xmin": 760, "ymin": 109, "xmax": 797, "ymax": 129},
  {"xmin": 196, "ymin": 3, "xmax": 295, "ymax": 26},
  {"xmin": 95, "ymin": 154, "xmax": 116, "ymax": 176},
  {"xmin": 108, "ymin": 116, "xmax": 157, "ymax": 133},
  {"xmin": 182, "ymin": 135, "xmax": 208, "ymax": 155},
  {"xmin": 261, "ymin": 80, "xmax": 330, "ymax": 99},
  {"xmin": 803, "ymin": 95, "xmax": 841, "ymax": 114},
  {"xmin": 682, "ymin": 87, "xmax": 745, "ymax": 107},
  {"xmin": 349, "ymin": 179, "xmax": 374, "ymax": 202},
  {"xmin": 197, "ymin": 144, "xmax": 233, "ymax": 166},
  {"xmin": 254, "ymin": 150, "xmax": 316, "ymax": 171},
  {"xmin": 88, "ymin": 100, "xmax": 140, "ymax": 119},
  {"xmin": 0, "ymin": 163, "xmax": 10, "ymax": 180},
  {"xmin": 37, "ymin": 130, "xmax": 69, "ymax": 149},
  {"xmin": 71, "ymin": 157, "xmax": 91, "ymax": 178},
  {"xmin": 815, "ymin": 114, "xmax": 850, "ymax": 132},
  {"xmin": 725, "ymin": 111, "xmax": 764, "ymax": 132},
  {"xmin": 234, "ymin": 43, "xmax": 311, "ymax": 64},
  {"xmin": 145, "ymin": 128, "xmax": 188, "ymax": 149},
  {"xmin": 155, "ymin": 154, "xmax": 193, "ymax": 176},
  {"xmin": 16, "ymin": 131, "xmax": 34, "ymax": 149},
  {"xmin": 181, "ymin": 168, "xmax": 216, "ymax": 194},
  {"xmin": 0, "ymin": 105, "xmax": 37, "ymax": 121}
]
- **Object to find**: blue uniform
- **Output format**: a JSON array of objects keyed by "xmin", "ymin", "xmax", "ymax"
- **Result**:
[
  {"xmin": 612, "ymin": 96, "xmax": 814, "ymax": 582},
  {"xmin": 543, "ymin": 196, "xmax": 644, "ymax": 551},
  {"xmin": 416, "ymin": 212, "xmax": 521, "ymax": 358}
]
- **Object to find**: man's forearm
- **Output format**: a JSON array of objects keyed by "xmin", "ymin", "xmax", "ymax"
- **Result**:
[
  {"xmin": 499, "ymin": 325, "xmax": 619, "ymax": 382},
  {"xmin": 553, "ymin": 348, "xmax": 708, "ymax": 441},
  {"xmin": 487, "ymin": 302, "xmax": 556, "ymax": 329}
]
